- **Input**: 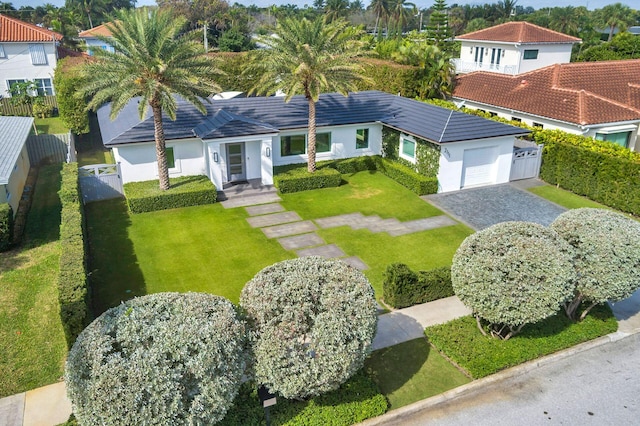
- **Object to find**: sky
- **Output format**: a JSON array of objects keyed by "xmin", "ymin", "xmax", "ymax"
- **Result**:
[{"xmin": 4, "ymin": 0, "xmax": 632, "ymax": 11}]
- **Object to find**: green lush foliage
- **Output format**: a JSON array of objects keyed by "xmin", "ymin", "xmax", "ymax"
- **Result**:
[
  {"xmin": 358, "ymin": 58, "xmax": 422, "ymax": 98},
  {"xmin": 0, "ymin": 203, "xmax": 13, "ymax": 251},
  {"xmin": 58, "ymin": 162, "xmax": 90, "ymax": 348},
  {"xmin": 53, "ymin": 58, "xmax": 89, "ymax": 135},
  {"xmin": 382, "ymin": 127, "xmax": 441, "ymax": 178},
  {"xmin": 220, "ymin": 371, "xmax": 388, "ymax": 425},
  {"xmin": 452, "ymin": 222, "xmax": 576, "ymax": 338},
  {"xmin": 240, "ymin": 257, "xmax": 377, "ymax": 400},
  {"xmin": 577, "ymin": 32, "xmax": 640, "ymax": 61},
  {"xmin": 383, "ymin": 264, "xmax": 454, "ymax": 309},
  {"xmin": 217, "ymin": 27, "xmax": 255, "ymax": 52},
  {"xmin": 124, "ymin": 175, "xmax": 217, "ymax": 213},
  {"xmin": 274, "ymin": 167, "xmax": 342, "ymax": 193},
  {"xmin": 551, "ymin": 208, "xmax": 640, "ymax": 320},
  {"xmin": 376, "ymin": 157, "xmax": 438, "ymax": 196},
  {"xmin": 65, "ymin": 292, "xmax": 249, "ymax": 425},
  {"xmin": 211, "ymin": 52, "xmax": 260, "ymax": 93},
  {"xmin": 426, "ymin": 305, "xmax": 618, "ymax": 378}
]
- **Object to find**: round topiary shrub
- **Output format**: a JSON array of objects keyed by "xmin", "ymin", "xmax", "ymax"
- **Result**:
[
  {"xmin": 451, "ymin": 221, "xmax": 576, "ymax": 339},
  {"xmin": 65, "ymin": 292, "xmax": 248, "ymax": 425},
  {"xmin": 240, "ymin": 257, "xmax": 377, "ymax": 400},
  {"xmin": 551, "ymin": 208, "xmax": 640, "ymax": 320}
]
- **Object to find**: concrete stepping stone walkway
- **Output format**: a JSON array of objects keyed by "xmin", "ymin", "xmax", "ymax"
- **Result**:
[
  {"xmin": 278, "ymin": 233, "xmax": 325, "ymax": 250},
  {"xmin": 247, "ymin": 211, "xmax": 302, "ymax": 228},
  {"xmin": 221, "ymin": 193, "xmax": 282, "ymax": 209},
  {"xmin": 296, "ymin": 244, "xmax": 346, "ymax": 259},
  {"xmin": 315, "ymin": 213, "xmax": 458, "ymax": 236},
  {"xmin": 245, "ymin": 203, "xmax": 285, "ymax": 216},
  {"xmin": 262, "ymin": 220, "xmax": 318, "ymax": 239}
]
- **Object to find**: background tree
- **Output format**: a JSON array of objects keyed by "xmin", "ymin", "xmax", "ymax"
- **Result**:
[
  {"xmin": 464, "ymin": 17, "xmax": 488, "ymax": 33},
  {"xmin": 451, "ymin": 221, "xmax": 575, "ymax": 340},
  {"xmin": 393, "ymin": 41, "xmax": 454, "ymax": 99},
  {"xmin": 594, "ymin": 2, "xmax": 634, "ymax": 42},
  {"xmin": 79, "ymin": 8, "xmax": 221, "ymax": 190},
  {"xmin": 240, "ymin": 257, "xmax": 377, "ymax": 400},
  {"xmin": 247, "ymin": 17, "xmax": 369, "ymax": 173},
  {"xmin": 427, "ymin": 0, "xmax": 452, "ymax": 50},
  {"xmin": 65, "ymin": 292, "xmax": 249, "ymax": 425},
  {"xmin": 576, "ymin": 32, "xmax": 640, "ymax": 62},
  {"xmin": 369, "ymin": 0, "xmax": 389, "ymax": 38},
  {"xmin": 53, "ymin": 58, "xmax": 89, "ymax": 135},
  {"xmin": 548, "ymin": 6, "xmax": 582, "ymax": 37},
  {"xmin": 551, "ymin": 208, "xmax": 640, "ymax": 321},
  {"xmin": 389, "ymin": 0, "xmax": 416, "ymax": 37},
  {"xmin": 496, "ymin": 0, "xmax": 517, "ymax": 20},
  {"xmin": 325, "ymin": 0, "xmax": 349, "ymax": 22}
]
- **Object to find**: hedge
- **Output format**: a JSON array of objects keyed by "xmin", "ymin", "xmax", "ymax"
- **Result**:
[
  {"xmin": 383, "ymin": 263, "xmax": 454, "ymax": 309},
  {"xmin": 274, "ymin": 167, "xmax": 342, "ymax": 193},
  {"xmin": 124, "ymin": 175, "xmax": 217, "ymax": 214},
  {"xmin": 376, "ymin": 157, "xmax": 438, "ymax": 195},
  {"xmin": 58, "ymin": 162, "xmax": 90, "ymax": 348},
  {"xmin": 0, "ymin": 203, "xmax": 13, "ymax": 251}
]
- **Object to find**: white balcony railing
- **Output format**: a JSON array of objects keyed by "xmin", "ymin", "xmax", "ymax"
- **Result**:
[{"xmin": 452, "ymin": 59, "xmax": 518, "ymax": 75}]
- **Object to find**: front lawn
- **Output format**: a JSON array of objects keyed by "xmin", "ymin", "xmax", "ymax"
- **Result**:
[{"xmin": 33, "ymin": 117, "xmax": 69, "ymax": 135}]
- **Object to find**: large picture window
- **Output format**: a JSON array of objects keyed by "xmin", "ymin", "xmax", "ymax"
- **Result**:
[
  {"xmin": 316, "ymin": 132, "xmax": 331, "ymax": 153},
  {"xmin": 596, "ymin": 131, "xmax": 631, "ymax": 148},
  {"xmin": 34, "ymin": 78, "xmax": 54, "ymax": 96},
  {"xmin": 356, "ymin": 128, "xmax": 369, "ymax": 149},
  {"xmin": 281, "ymin": 134, "xmax": 306, "ymax": 156}
]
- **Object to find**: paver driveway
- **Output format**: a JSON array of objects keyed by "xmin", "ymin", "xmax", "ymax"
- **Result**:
[{"xmin": 424, "ymin": 182, "xmax": 566, "ymax": 230}]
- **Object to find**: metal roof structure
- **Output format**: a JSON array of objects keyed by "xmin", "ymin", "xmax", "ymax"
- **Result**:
[
  {"xmin": 98, "ymin": 91, "xmax": 529, "ymax": 147},
  {"xmin": 0, "ymin": 116, "xmax": 33, "ymax": 184}
]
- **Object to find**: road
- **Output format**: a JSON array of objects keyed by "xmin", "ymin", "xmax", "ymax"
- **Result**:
[{"xmin": 383, "ymin": 333, "xmax": 640, "ymax": 426}]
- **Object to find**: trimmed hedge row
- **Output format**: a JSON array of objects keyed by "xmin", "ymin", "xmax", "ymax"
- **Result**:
[
  {"xmin": 58, "ymin": 162, "xmax": 90, "ymax": 348},
  {"xmin": 0, "ymin": 203, "xmax": 13, "ymax": 251},
  {"xmin": 274, "ymin": 167, "xmax": 342, "ymax": 193},
  {"xmin": 383, "ymin": 263, "xmax": 454, "ymax": 309},
  {"xmin": 376, "ymin": 157, "xmax": 438, "ymax": 196},
  {"xmin": 124, "ymin": 175, "xmax": 217, "ymax": 214}
]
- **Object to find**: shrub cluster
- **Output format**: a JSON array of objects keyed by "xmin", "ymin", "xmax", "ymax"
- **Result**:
[
  {"xmin": 383, "ymin": 264, "xmax": 453, "ymax": 309},
  {"xmin": 124, "ymin": 175, "xmax": 217, "ymax": 213},
  {"xmin": 58, "ymin": 162, "xmax": 90, "ymax": 348},
  {"xmin": 0, "ymin": 203, "xmax": 13, "ymax": 251},
  {"xmin": 54, "ymin": 57, "xmax": 90, "ymax": 135},
  {"xmin": 376, "ymin": 157, "xmax": 438, "ymax": 195},
  {"xmin": 274, "ymin": 167, "xmax": 342, "ymax": 193},
  {"xmin": 357, "ymin": 58, "xmax": 422, "ymax": 98}
]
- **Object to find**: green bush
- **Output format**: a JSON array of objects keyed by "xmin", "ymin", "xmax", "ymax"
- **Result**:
[
  {"xmin": 376, "ymin": 157, "xmax": 438, "ymax": 195},
  {"xmin": 124, "ymin": 175, "xmax": 217, "ymax": 214},
  {"xmin": 0, "ymin": 203, "xmax": 13, "ymax": 251},
  {"xmin": 357, "ymin": 58, "xmax": 422, "ymax": 98},
  {"xmin": 274, "ymin": 167, "xmax": 342, "ymax": 194},
  {"xmin": 53, "ymin": 58, "xmax": 89, "ymax": 135},
  {"xmin": 327, "ymin": 156, "xmax": 379, "ymax": 174},
  {"xmin": 383, "ymin": 263, "xmax": 453, "ymax": 309},
  {"xmin": 58, "ymin": 163, "xmax": 90, "ymax": 348}
]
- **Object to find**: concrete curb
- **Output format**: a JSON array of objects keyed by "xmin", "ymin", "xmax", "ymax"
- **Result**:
[{"xmin": 358, "ymin": 330, "xmax": 633, "ymax": 426}]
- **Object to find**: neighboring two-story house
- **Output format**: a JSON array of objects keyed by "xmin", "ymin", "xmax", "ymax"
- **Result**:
[
  {"xmin": 78, "ymin": 22, "xmax": 115, "ymax": 55},
  {"xmin": 453, "ymin": 22, "xmax": 581, "ymax": 75},
  {"xmin": 0, "ymin": 13, "xmax": 62, "ymax": 97}
]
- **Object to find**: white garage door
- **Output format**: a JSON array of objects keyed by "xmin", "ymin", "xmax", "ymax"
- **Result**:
[{"xmin": 462, "ymin": 147, "xmax": 498, "ymax": 188}]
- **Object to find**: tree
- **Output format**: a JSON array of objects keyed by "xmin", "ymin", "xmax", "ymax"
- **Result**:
[
  {"xmin": 576, "ymin": 32, "xmax": 640, "ymax": 62},
  {"xmin": 549, "ymin": 6, "xmax": 582, "ymax": 37},
  {"xmin": 369, "ymin": 0, "xmax": 389, "ymax": 37},
  {"xmin": 240, "ymin": 257, "xmax": 377, "ymax": 400},
  {"xmin": 65, "ymin": 292, "xmax": 249, "ymax": 425},
  {"xmin": 464, "ymin": 17, "xmax": 488, "ymax": 33},
  {"xmin": 594, "ymin": 2, "xmax": 634, "ymax": 42},
  {"xmin": 496, "ymin": 0, "xmax": 517, "ymax": 20},
  {"xmin": 393, "ymin": 41, "xmax": 454, "ymax": 99},
  {"xmin": 53, "ymin": 58, "xmax": 89, "ymax": 135},
  {"xmin": 551, "ymin": 208, "xmax": 640, "ymax": 321},
  {"xmin": 247, "ymin": 17, "xmax": 369, "ymax": 173},
  {"xmin": 389, "ymin": 0, "xmax": 416, "ymax": 37},
  {"xmin": 325, "ymin": 0, "xmax": 349, "ymax": 22},
  {"xmin": 79, "ymin": 8, "xmax": 220, "ymax": 190},
  {"xmin": 451, "ymin": 221, "xmax": 576, "ymax": 340},
  {"xmin": 426, "ymin": 0, "xmax": 452, "ymax": 50},
  {"xmin": 218, "ymin": 26, "xmax": 254, "ymax": 51}
]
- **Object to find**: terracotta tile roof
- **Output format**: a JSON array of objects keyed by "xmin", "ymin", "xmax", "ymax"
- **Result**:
[
  {"xmin": 0, "ymin": 13, "xmax": 62, "ymax": 42},
  {"xmin": 453, "ymin": 60, "xmax": 640, "ymax": 126},
  {"xmin": 78, "ymin": 22, "xmax": 114, "ymax": 38},
  {"xmin": 456, "ymin": 21, "xmax": 581, "ymax": 44}
]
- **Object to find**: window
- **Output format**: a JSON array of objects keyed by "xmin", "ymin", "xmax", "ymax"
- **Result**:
[
  {"xmin": 166, "ymin": 147, "xmax": 175, "ymax": 169},
  {"xmin": 596, "ymin": 131, "xmax": 631, "ymax": 148},
  {"xmin": 316, "ymin": 132, "xmax": 331, "ymax": 153},
  {"xmin": 511, "ymin": 117, "xmax": 522, "ymax": 122},
  {"xmin": 6, "ymin": 79, "xmax": 31, "ymax": 96},
  {"xmin": 356, "ymin": 128, "xmax": 369, "ymax": 149},
  {"xmin": 29, "ymin": 43, "xmax": 47, "ymax": 65},
  {"xmin": 489, "ymin": 112, "xmax": 497, "ymax": 117},
  {"xmin": 400, "ymin": 137, "xmax": 416, "ymax": 161},
  {"xmin": 533, "ymin": 122, "xmax": 544, "ymax": 129},
  {"xmin": 0, "ymin": 44, "xmax": 5, "ymax": 59},
  {"xmin": 34, "ymin": 78, "xmax": 54, "ymax": 96},
  {"xmin": 281, "ymin": 134, "xmax": 306, "ymax": 156},
  {"xmin": 523, "ymin": 49, "xmax": 538, "ymax": 60}
]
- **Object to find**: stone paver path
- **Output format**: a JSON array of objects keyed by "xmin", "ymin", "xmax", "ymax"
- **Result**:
[
  {"xmin": 278, "ymin": 233, "xmax": 325, "ymax": 250},
  {"xmin": 341, "ymin": 256, "xmax": 369, "ymax": 271},
  {"xmin": 315, "ymin": 213, "xmax": 458, "ymax": 236},
  {"xmin": 296, "ymin": 244, "xmax": 346, "ymax": 258},
  {"xmin": 245, "ymin": 203, "xmax": 285, "ymax": 216},
  {"xmin": 221, "ymin": 193, "xmax": 282, "ymax": 209},
  {"xmin": 262, "ymin": 220, "xmax": 318, "ymax": 239},
  {"xmin": 247, "ymin": 211, "xmax": 302, "ymax": 228}
]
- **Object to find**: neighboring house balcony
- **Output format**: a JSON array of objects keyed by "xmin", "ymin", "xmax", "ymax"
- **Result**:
[{"xmin": 452, "ymin": 58, "xmax": 518, "ymax": 75}]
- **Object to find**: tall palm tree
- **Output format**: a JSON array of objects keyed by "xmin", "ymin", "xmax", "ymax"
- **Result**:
[
  {"xmin": 79, "ymin": 8, "xmax": 221, "ymax": 190},
  {"xmin": 389, "ymin": 0, "xmax": 416, "ymax": 37},
  {"xmin": 594, "ymin": 2, "xmax": 633, "ymax": 42},
  {"xmin": 325, "ymin": 0, "xmax": 349, "ymax": 22},
  {"xmin": 369, "ymin": 0, "xmax": 389, "ymax": 37},
  {"xmin": 247, "ymin": 17, "xmax": 369, "ymax": 173},
  {"xmin": 549, "ymin": 6, "xmax": 582, "ymax": 37}
]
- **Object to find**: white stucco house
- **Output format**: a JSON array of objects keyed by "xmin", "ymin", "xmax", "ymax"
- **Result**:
[
  {"xmin": 453, "ymin": 21, "xmax": 581, "ymax": 75},
  {"xmin": 0, "ymin": 13, "xmax": 62, "ymax": 97},
  {"xmin": 453, "ymin": 60, "xmax": 640, "ymax": 152},
  {"xmin": 97, "ymin": 91, "xmax": 530, "ymax": 193},
  {"xmin": 0, "ymin": 117, "xmax": 33, "ymax": 216},
  {"xmin": 77, "ymin": 22, "xmax": 115, "ymax": 56}
]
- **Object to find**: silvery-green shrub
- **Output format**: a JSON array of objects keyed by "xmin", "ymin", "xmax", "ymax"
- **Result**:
[
  {"xmin": 240, "ymin": 257, "xmax": 377, "ymax": 400},
  {"xmin": 551, "ymin": 208, "xmax": 640, "ymax": 320},
  {"xmin": 451, "ymin": 221, "xmax": 575, "ymax": 339},
  {"xmin": 65, "ymin": 292, "xmax": 248, "ymax": 425}
]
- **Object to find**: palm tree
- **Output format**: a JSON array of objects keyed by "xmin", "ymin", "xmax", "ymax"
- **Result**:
[
  {"xmin": 393, "ymin": 43, "xmax": 454, "ymax": 99},
  {"xmin": 79, "ymin": 8, "xmax": 221, "ymax": 190},
  {"xmin": 325, "ymin": 0, "xmax": 349, "ymax": 22},
  {"xmin": 247, "ymin": 17, "xmax": 369, "ymax": 173},
  {"xmin": 549, "ymin": 6, "xmax": 582, "ymax": 37},
  {"xmin": 369, "ymin": 0, "xmax": 389, "ymax": 37},
  {"xmin": 389, "ymin": 0, "xmax": 416, "ymax": 37},
  {"xmin": 594, "ymin": 2, "xmax": 633, "ymax": 42}
]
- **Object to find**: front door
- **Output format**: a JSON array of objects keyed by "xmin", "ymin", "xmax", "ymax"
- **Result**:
[{"xmin": 226, "ymin": 143, "xmax": 246, "ymax": 182}]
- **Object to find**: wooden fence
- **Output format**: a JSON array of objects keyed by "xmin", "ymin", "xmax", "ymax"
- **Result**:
[
  {"xmin": 0, "ymin": 96, "xmax": 58, "ymax": 117},
  {"xmin": 26, "ymin": 133, "xmax": 71, "ymax": 165}
]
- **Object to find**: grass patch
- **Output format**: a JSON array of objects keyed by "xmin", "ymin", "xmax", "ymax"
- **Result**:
[
  {"xmin": 0, "ymin": 165, "xmax": 67, "ymax": 397},
  {"xmin": 77, "ymin": 112, "xmax": 114, "ymax": 166},
  {"xmin": 425, "ymin": 305, "xmax": 618, "ymax": 379},
  {"xmin": 364, "ymin": 338, "xmax": 471, "ymax": 409},
  {"xmin": 33, "ymin": 117, "xmax": 69, "ymax": 135},
  {"xmin": 528, "ymin": 185, "xmax": 610, "ymax": 210}
]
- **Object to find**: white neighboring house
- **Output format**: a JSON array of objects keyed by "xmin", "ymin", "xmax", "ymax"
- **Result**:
[
  {"xmin": 453, "ymin": 21, "xmax": 581, "ymax": 75},
  {"xmin": 97, "ymin": 91, "xmax": 530, "ymax": 193},
  {"xmin": 78, "ymin": 22, "xmax": 115, "ymax": 56},
  {"xmin": 452, "ymin": 60, "xmax": 640, "ymax": 152},
  {"xmin": 0, "ymin": 13, "xmax": 62, "ymax": 97},
  {"xmin": 0, "ymin": 117, "xmax": 33, "ymax": 217}
]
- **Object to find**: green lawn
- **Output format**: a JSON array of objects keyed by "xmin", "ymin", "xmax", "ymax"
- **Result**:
[
  {"xmin": 365, "ymin": 338, "xmax": 471, "ymax": 409},
  {"xmin": 528, "ymin": 185, "xmax": 610, "ymax": 210},
  {"xmin": 77, "ymin": 112, "xmax": 115, "ymax": 166},
  {"xmin": 0, "ymin": 165, "xmax": 67, "ymax": 397},
  {"xmin": 33, "ymin": 117, "xmax": 69, "ymax": 135}
]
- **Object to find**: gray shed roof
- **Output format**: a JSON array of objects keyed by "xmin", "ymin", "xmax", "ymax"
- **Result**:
[
  {"xmin": 98, "ymin": 91, "xmax": 529, "ymax": 147},
  {"xmin": 0, "ymin": 117, "xmax": 34, "ymax": 185}
]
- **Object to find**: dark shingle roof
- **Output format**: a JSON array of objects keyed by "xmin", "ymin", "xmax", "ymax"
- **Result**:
[{"xmin": 98, "ymin": 91, "xmax": 528, "ymax": 147}]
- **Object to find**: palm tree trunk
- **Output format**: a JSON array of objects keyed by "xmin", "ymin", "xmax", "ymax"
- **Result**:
[
  {"xmin": 374, "ymin": 12, "xmax": 380, "ymax": 36},
  {"xmin": 152, "ymin": 101, "xmax": 170, "ymax": 190},
  {"xmin": 307, "ymin": 97, "xmax": 317, "ymax": 173}
]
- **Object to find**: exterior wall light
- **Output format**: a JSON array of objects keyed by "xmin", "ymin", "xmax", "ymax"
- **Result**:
[
  {"xmin": 213, "ymin": 152, "xmax": 219, "ymax": 163},
  {"xmin": 265, "ymin": 147, "xmax": 271, "ymax": 158}
]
